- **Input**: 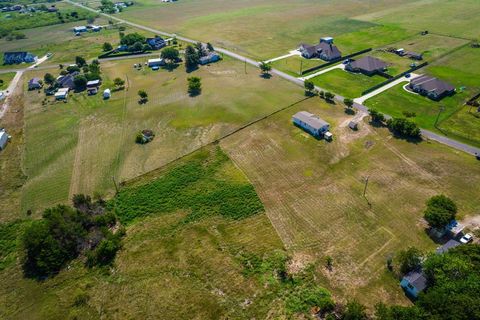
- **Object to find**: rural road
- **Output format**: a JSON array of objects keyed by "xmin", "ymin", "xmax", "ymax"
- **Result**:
[{"xmin": 57, "ymin": 1, "xmax": 480, "ymax": 156}]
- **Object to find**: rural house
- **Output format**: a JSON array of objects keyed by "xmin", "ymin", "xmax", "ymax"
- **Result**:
[
  {"xmin": 73, "ymin": 26, "xmax": 87, "ymax": 33},
  {"xmin": 148, "ymin": 58, "xmax": 166, "ymax": 68},
  {"xmin": 292, "ymin": 111, "xmax": 330, "ymax": 137},
  {"xmin": 57, "ymin": 72, "xmax": 79, "ymax": 90},
  {"xmin": 0, "ymin": 129, "xmax": 9, "ymax": 150},
  {"xmin": 400, "ymin": 270, "xmax": 427, "ymax": 299},
  {"xmin": 345, "ymin": 56, "xmax": 388, "ymax": 76},
  {"xmin": 409, "ymin": 75, "xmax": 455, "ymax": 100},
  {"xmin": 435, "ymin": 239, "xmax": 461, "ymax": 254},
  {"xmin": 3, "ymin": 52, "xmax": 37, "ymax": 65},
  {"xmin": 298, "ymin": 37, "xmax": 342, "ymax": 61},
  {"xmin": 199, "ymin": 52, "xmax": 221, "ymax": 65},
  {"xmin": 146, "ymin": 37, "xmax": 166, "ymax": 50},
  {"xmin": 28, "ymin": 78, "xmax": 43, "ymax": 90}
]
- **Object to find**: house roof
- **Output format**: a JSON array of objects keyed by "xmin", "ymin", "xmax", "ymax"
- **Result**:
[
  {"xmin": 57, "ymin": 72, "xmax": 78, "ymax": 89},
  {"xmin": 293, "ymin": 111, "xmax": 329, "ymax": 130},
  {"xmin": 349, "ymin": 56, "xmax": 388, "ymax": 72},
  {"xmin": 87, "ymin": 79, "xmax": 100, "ymax": 87},
  {"xmin": 403, "ymin": 270, "xmax": 428, "ymax": 292},
  {"xmin": 299, "ymin": 44, "xmax": 317, "ymax": 56},
  {"xmin": 28, "ymin": 78, "xmax": 41, "ymax": 85},
  {"xmin": 436, "ymin": 239, "xmax": 461, "ymax": 254},
  {"xmin": 410, "ymin": 75, "xmax": 455, "ymax": 95},
  {"xmin": 315, "ymin": 42, "xmax": 341, "ymax": 59}
]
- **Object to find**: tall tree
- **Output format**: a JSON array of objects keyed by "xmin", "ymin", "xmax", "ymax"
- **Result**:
[{"xmin": 184, "ymin": 45, "xmax": 199, "ymax": 71}]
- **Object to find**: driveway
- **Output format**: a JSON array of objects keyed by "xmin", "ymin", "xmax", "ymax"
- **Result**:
[
  {"xmin": 354, "ymin": 73, "xmax": 420, "ymax": 104},
  {"xmin": 264, "ymin": 50, "xmax": 301, "ymax": 63},
  {"xmin": 299, "ymin": 63, "xmax": 345, "ymax": 81}
]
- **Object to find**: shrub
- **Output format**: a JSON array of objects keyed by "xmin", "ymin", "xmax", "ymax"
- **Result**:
[
  {"xmin": 423, "ymin": 195, "xmax": 457, "ymax": 229},
  {"xmin": 187, "ymin": 76, "xmax": 202, "ymax": 96},
  {"xmin": 369, "ymin": 109, "xmax": 385, "ymax": 123}
]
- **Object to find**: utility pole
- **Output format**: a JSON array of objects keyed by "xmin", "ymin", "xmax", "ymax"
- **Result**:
[
  {"xmin": 363, "ymin": 175, "xmax": 369, "ymax": 197},
  {"xmin": 112, "ymin": 176, "xmax": 119, "ymax": 194},
  {"xmin": 244, "ymin": 59, "xmax": 247, "ymax": 74},
  {"xmin": 434, "ymin": 106, "xmax": 445, "ymax": 128}
]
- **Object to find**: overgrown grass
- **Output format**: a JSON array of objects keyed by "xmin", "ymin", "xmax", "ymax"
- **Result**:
[
  {"xmin": 114, "ymin": 146, "xmax": 264, "ymax": 224},
  {"xmin": 0, "ymin": 220, "xmax": 30, "ymax": 271}
]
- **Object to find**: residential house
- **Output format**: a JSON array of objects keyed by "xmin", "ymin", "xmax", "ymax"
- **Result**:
[
  {"xmin": 0, "ymin": 129, "xmax": 9, "ymax": 150},
  {"xmin": 409, "ymin": 75, "xmax": 455, "ymax": 100},
  {"xmin": 298, "ymin": 37, "xmax": 342, "ymax": 61},
  {"xmin": 90, "ymin": 25, "xmax": 102, "ymax": 32},
  {"xmin": 146, "ymin": 37, "xmax": 166, "ymax": 50},
  {"xmin": 73, "ymin": 26, "xmax": 88, "ymax": 33},
  {"xmin": 55, "ymin": 88, "xmax": 69, "ymax": 100},
  {"xmin": 57, "ymin": 71, "xmax": 79, "ymax": 90},
  {"xmin": 147, "ymin": 58, "xmax": 165, "ymax": 67},
  {"xmin": 345, "ymin": 56, "xmax": 388, "ymax": 76},
  {"xmin": 292, "ymin": 111, "xmax": 330, "ymax": 138},
  {"xmin": 199, "ymin": 52, "xmax": 221, "ymax": 65},
  {"xmin": 28, "ymin": 78, "xmax": 43, "ymax": 90},
  {"xmin": 400, "ymin": 270, "xmax": 427, "ymax": 299},
  {"xmin": 436, "ymin": 239, "xmax": 461, "ymax": 254},
  {"xmin": 3, "ymin": 52, "xmax": 37, "ymax": 65}
]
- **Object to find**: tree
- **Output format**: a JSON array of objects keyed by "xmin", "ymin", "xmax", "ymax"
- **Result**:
[
  {"xmin": 325, "ymin": 256, "xmax": 333, "ymax": 271},
  {"xmin": 113, "ymin": 77, "xmax": 125, "ymax": 88},
  {"xmin": 304, "ymin": 80, "xmax": 315, "ymax": 95},
  {"xmin": 423, "ymin": 195, "xmax": 457, "ymax": 229},
  {"xmin": 161, "ymin": 47, "xmax": 180, "ymax": 63},
  {"xmin": 129, "ymin": 41, "xmax": 143, "ymax": 52},
  {"xmin": 195, "ymin": 42, "xmax": 206, "ymax": 57},
  {"xmin": 73, "ymin": 75, "xmax": 87, "ymax": 91},
  {"xmin": 187, "ymin": 77, "xmax": 202, "ymax": 96},
  {"xmin": 102, "ymin": 42, "xmax": 113, "ymax": 52},
  {"xmin": 206, "ymin": 42, "xmax": 214, "ymax": 52},
  {"xmin": 138, "ymin": 90, "xmax": 148, "ymax": 103},
  {"xmin": 397, "ymin": 247, "xmax": 422, "ymax": 274},
  {"xmin": 324, "ymin": 91, "xmax": 335, "ymax": 101},
  {"xmin": 184, "ymin": 45, "xmax": 199, "ymax": 71},
  {"xmin": 259, "ymin": 61, "xmax": 272, "ymax": 76},
  {"xmin": 66, "ymin": 65, "xmax": 80, "ymax": 73},
  {"xmin": 342, "ymin": 300, "xmax": 368, "ymax": 320},
  {"xmin": 44, "ymin": 73, "xmax": 55, "ymax": 86},
  {"xmin": 386, "ymin": 117, "xmax": 421, "ymax": 139},
  {"xmin": 75, "ymin": 56, "xmax": 86, "ymax": 68},
  {"xmin": 369, "ymin": 108, "xmax": 385, "ymax": 123},
  {"xmin": 344, "ymin": 98, "xmax": 354, "ymax": 109},
  {"xmin": 375, "ymin": 303, "xmax": 427, "ymax": 320},
  {"xmin": 120, "ymin": 32, "xmax": 146, "ymax": 46}
]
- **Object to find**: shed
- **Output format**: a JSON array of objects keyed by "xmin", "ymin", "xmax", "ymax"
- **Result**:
[
  {"xmin": 86, "ymin": 79, "xmax": 101, "ymax": 88},
  {"xmin": 348, "ymin": 121, "xmax": 358, "ymax": 130},
  {"xmin": 28, "ymin": 78, "xmax": 42, "ymax": 90},
  {"xmin": 0, "ymin": 129, "xmax": 9, "ymax": 150},
  {"xmin": 147, "ymin": 58, "xmax": 165, "ymax": 67},
  {"xmin": 55, "ymin": 88, "xmax": 69, "ymax": 100},
  {"xmin": 103, "ymin": 89, "xmax": 111, "ymax": 99},
  {"xmin": 292, "ymin": 111, "xmax": 330, "ymax": 138},
  {"xmin": 400, "ymin": 270, "xmax": 427, "ymax": 299},
  {"xmin": 436, "ymin": 239, "xmax": 461, "ymax": 254},
  {"xmin": 73, "ymin": 26, "xmax": 87, "ymax": 33}
]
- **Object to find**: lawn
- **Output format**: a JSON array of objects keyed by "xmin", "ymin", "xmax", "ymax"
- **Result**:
[
  {"xmin": 19, "ymin": 56, "xmax": 306, "ymax": 216},
  {"xmin": 270, "ymin": 55, "xmax": 325, "ymax": 77},
  {"xmin": 220, "ymin": 96, "xmax": 480, "ymax": 306},
  {"xmin": 108, "ymin": 0, "xmax": 417, "ymax": 60},
  {"xmin": 310, "ymin": 68, "xmax": 385, "ymax": 98},
  {"xmin": 0, "ymin": 72, "xmax": 15, "ymax": 89},
  {"xmin": 0, "ymin": 146, "xmax": 291, "ymax": 319},
  {"xmin": 354, "ymin": 0, "xmax": 480, "ymax": 40}
]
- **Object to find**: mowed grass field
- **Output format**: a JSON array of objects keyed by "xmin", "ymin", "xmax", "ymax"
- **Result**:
[
  {"xmin": 355, "ymin": 0, "xmax": 480, "ymax": 40},
  {"xmin": 19, "ymin": 56, "xmax": 306, "ymax": 216},
  {"xmin": 365, "ymin": 45, "xmax": 480, "ymax": 147},
  {"xmin": 220, "ymin": 97, "xmax": 480, "ymax": 305},
  {"xmin": 0, "ymin": 72, "xmax": 15, "ymax": 89},
  {"xmin": 109, "ymin": 0, "xmax": 419, "ymax": 60},
  {"xmin": 0, "ymin": 146, "xmax": 289, "ymax": 319},
  {"xmin": 311, "ymin": 68, "xmax": 385, "ymax": 98}
]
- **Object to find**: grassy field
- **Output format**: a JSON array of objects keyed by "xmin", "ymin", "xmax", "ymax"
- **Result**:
[
  {"xmin": 18, "ymin": 56, "xmax": 305, "ymax": 216},
  {"xmin": 107, "ymin": 0, "xmax": 420, "ymax": 60},
  {"xmin": 220, "ymin": 97, "xmax": 480, "ymax": 306},
  {"xmin": 271, "ymin": 55, "xmax": 325, "ymax": 77},
  {"xmin": 0, "ymin": 72, "xmax": 15, "ymax": 89},
  {"xmin": 311, "ymin": 68, "xmax": 385, "ymax": 98},
  {"xmin": 355, "ymin": 0, "xmax": 480, "ymax": 40},
  {"xmin": 0, "ymin": 146, "xmax": 293, "ymax": 319},
  {"xmin": 365, "ymin": 45, "xmax": 480, "ymax": 147}
]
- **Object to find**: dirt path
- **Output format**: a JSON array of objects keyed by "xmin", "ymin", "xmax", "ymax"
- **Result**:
[{"xmin": 0, "ymin": 71, "xmax": 23, "ymax": 119}]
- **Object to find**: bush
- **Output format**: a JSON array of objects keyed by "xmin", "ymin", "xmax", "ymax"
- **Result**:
[
  {"xmin": 187, "ymin": 77, "xmax": 202, "ymax": 96},
  {"xmin": 369, "ymin": 108, "xmax": 385, "ymax": 123},
  {"xmin": 285, "ymin": 285, "xmax": 334, "ymax": 314},
  {"xmin": 86, "ymin": 233, "xmax": 122, "ymax": 267},
  {"xmin": 304, "ymin": 80, "xmax": 314, "ymax": 95},
  {"xmin": 423, "ymin": 195, "xmax": 457, "ymax": 229}
]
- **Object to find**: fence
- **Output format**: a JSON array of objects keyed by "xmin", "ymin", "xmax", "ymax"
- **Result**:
[
  {"xmin": 361, "ymin": 62, "xmax": 429, "ymax": 96},
  {"xmin": 98, "ymin": 50, "xmax": 153, "ymax": 59},
  {"xmin": 300, "ymin": 48, "xmax": 372, "ymax": 75}
]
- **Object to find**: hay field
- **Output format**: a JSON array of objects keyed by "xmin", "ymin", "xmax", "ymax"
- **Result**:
[
  {"xmin": 19, "ymin": 57, "xmax": 305, "ymax": 216},
  {"xmin": 220, "ymin": 98, "xmax": 480, "ymax": 305},
  {"xmin": 112, "ymin": 0, "xmax": 417, "ymax": 60}
]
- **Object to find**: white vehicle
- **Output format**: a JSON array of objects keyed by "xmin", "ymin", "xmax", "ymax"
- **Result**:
[{"xmin": 460, "ymin": 233, "xmax": 473, "ymax": 244}]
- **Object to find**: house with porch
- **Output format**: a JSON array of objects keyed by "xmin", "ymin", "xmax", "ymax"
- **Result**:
[
  {"xmin": 298, "ymin": 37, "xmax": 342, "ymax": 61},
  {"xmin": 292, "ymin": 111, "xmax": 330, "ymax": 138},
  {"xmin": 409, "ymin": 75, "xmax": 455, "ymax": 101},
  {"xmin": 345, "ymin": 56, "xmax": 388, "ymax": 76}
]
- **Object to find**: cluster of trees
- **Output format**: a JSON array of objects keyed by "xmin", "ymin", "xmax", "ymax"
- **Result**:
[
  {"xmin": 99, "ymin": 0, "xmax": 116, "ymax": 13},
  {"xmin": 184, "ymin": 42, "xmax": 214, "ymax": 71},
  {"xmin": 187, "ymin": 77, "xmax": 201, "ymax": 96},
  {"xmin": 423, "ymin": 195, "xmax": 457, "ymax": 229},
  {"xmin": 137, "ymin": 90, "xmax": 148, "ymax": 104},
  {"xmin": 46, "ymin": 56, "xmax": 102, "ymax": 91},
  {"xmin": 119, "ymin": 32, "xmax": 150, "ymax": 52},
  {"xmin": 160, "ymin": 47, "xmax": 180, "ymax": 65},
  {"xmin": 21, "ymin": 195, "xmax": 124, "ymax": 279},
  {"xmin": 386, "ymin": 117, "xmax": 421, "ymax": 139}
]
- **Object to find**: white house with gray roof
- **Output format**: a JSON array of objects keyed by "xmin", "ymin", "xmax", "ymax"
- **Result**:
[{"xmin": 292, "ymin": 111, "xmax": 330, "ymax": 137}]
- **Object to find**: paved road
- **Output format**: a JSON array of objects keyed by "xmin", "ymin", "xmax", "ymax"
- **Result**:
[{"xmin": 57, "ymin": 1, "xmax": 480, "ymax": 157}]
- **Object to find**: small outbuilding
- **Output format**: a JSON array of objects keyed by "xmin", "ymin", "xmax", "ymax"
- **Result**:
[
  {"xmin": 73, "ymin": 26, "xmax": 87, "ymax": 33},
  {"xmin": 147, "ymin": 58, "xmax": 165, "ymax": 67},
  {"xmin": 435, "ymin": 239, "xmax": 461, "ymax": 254},
  {"xmin": 348, "ymin": 121, "xmax": 358, "ymax": 130},
  {"xmin": 103, "ymin": 89, "xmax": 111, "ymax": 99},
  {"xmin": 292, "ymin": 111, "xmax": 330, "ymax": 138},
  {"xmin": 0, "ymin": 129, "xmax": 9, "ymax": 150},
  {"xmin": 55, "ymin": 88, "xmax": 69, "ymax": 100},
  {"xmin": 400, "ymin": 270, "xmax": 427, "ymax": 299},
  {"xmin": 28, "ymin": 78, "xmax": 43, "ymax": 90},
  {"xmin": 86, "ymin": 79, "xmax": 101, "ymax": 88}
]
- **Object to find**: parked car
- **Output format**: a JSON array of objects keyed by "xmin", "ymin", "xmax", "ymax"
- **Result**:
[{"xmin": 460, "ymin": 233, "xmax": 473, "ymax": 244}]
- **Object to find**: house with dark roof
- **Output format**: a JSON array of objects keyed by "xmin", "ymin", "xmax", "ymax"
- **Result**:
[
  {"xmin": 345, "ymin": 56, "xmax": 388, "ymax": 76},
  {"xmin": 292, "ymin": 111, "xmax": 330, "ymax": 138},
  {"xmin": 57, "ymin": 71, "xmax": 79, "ymax": 90},
  {"xmin": 436, "ymin": 239, "xmax": 461, "ymax": 254},
  {"xmin": 409, "ymin": 75, "xmax": 455, "ymax": 100},
  {"xmin": 28, "ymin": 78, "xmax": 43, "ymax": 90},
  {"xmin": 298, "ymin": 37, "xmax": 342, "ymax": 61},
  {"xmin": 3, "ymin": 52, "xmax": 37, "ymax": 65},
  {"xmin": 146, "ymin": 37, "xmax": 166, "ymax": 50},
  {"xmin": 400, "ymin": 270, "xmax": 427, "ymax": 299},
  {"xmin": 199, "ymin": 52, "xmax": 221, "ymax": 65}
]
